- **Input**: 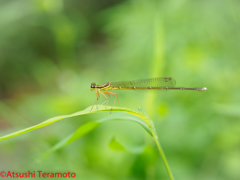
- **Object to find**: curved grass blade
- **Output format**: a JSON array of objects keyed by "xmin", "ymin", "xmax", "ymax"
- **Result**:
[
  {"xmin": 37, "ymin": 113, "xmax": 151, "ymax": 162},
  {"xmin": 0, "ymin": 106, "xmax": 150, "ymax": 141},
  {"xmin": 0, "ymin": 105, "xmax": 174, "ymax": 180}
]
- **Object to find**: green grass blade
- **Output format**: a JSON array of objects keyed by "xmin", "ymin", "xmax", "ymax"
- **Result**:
[
  {"xmin": 109, "ymin": 137, "xmax": 145, "ymax": 154},
  {"xmin": 38, "ymin": 121, "xmax": 101, "ymax": 162},
  {"xmin": 0, "ymin": 106, "xmax": 150, "ymax": 141},
  {"xmin": 38, "ymin": 113, "xmax": 152, "ymax": 162},
  {"xmin": 0, "ymin": 105, "xmax": 174, "ymax": 180}
]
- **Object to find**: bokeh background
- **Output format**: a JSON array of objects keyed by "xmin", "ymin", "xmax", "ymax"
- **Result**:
[{"xmin": 0, "ymin": 0, "xmax": 240, "ymax": 179}]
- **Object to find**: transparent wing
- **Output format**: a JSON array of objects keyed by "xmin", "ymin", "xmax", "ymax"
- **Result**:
[{"xmin": 111, "ymin": 77, "xmax": 176, "ymax": 87}]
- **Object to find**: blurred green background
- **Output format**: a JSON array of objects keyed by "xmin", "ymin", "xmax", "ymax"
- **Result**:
[{"xmin": 0, "ymin": 0, "xmax": 240, "ymax": 179}]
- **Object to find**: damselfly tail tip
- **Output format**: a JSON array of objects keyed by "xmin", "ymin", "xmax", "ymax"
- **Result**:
[
  {"xmin": 196, "ymin": 87, "xmax": 207, "ymax": 91},
  {"xmin": 201, "ymin": 87, "xmax": 207, "ymax": 92}
]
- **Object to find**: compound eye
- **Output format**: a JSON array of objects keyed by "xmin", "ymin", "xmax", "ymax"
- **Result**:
[{"xmin": 91, "ymin": 82, "xmax": 96, "ymax": 88}]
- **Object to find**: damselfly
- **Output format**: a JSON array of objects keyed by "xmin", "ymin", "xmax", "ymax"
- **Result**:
[{"xmin": 90, "ymin": 77, "xmax": 207, "ymax": 111}]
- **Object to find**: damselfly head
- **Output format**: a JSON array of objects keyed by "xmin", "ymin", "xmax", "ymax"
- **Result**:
[{"xmin": 90, "ymin": 82, "xmax": 96, "ymax": 90}]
